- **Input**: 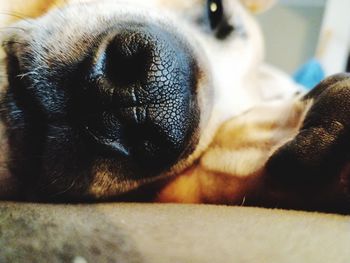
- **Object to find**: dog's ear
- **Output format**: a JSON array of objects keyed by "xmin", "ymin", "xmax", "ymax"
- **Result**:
[
  {"xmin": 0, "ymin": 0, "xmax": 64, "ymax": 25},
  {"xmin": 239, "ymin": 0, "xmax": 277, "ymax": 13}
]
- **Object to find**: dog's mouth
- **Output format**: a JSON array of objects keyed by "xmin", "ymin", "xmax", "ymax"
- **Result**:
[{"xmin": 1, "ymin": 18, "xmax": 203, "ymax": 201}]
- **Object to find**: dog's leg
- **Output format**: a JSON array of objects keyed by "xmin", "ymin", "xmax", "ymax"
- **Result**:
[
  {"xmin": 158, "ymin": 74, "xmax": 350, "ymax": 211},
  {"xmin": 265, "ymin": 73, "xmax": 350, "ymax": 212},
  {"xmin": 156, "ymin": 97, "xmax": 310, "ymax": 205}
]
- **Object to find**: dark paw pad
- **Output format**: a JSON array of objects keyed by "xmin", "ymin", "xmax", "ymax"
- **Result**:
[{"xmin": 266, "ymin": 73, "xmax": 350, "ymax": 194}]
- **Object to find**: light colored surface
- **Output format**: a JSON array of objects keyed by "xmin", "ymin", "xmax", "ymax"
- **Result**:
[
  {"xmin": 257, "ymin": 4, "xmax": 324, "ymax": 74},
  {"xmin": 1, "ymin": 203, "xmax": 350, "ymax": 263},
  {"xmin": 280, "ymin": 0, "xmax": 326, "ymax": 7},
  {"xmin": 316, "ymin": 0, "xmax": 350, "ymax": 76}
]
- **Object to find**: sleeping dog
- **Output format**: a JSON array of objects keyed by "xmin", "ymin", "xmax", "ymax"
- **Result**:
[{"xmin": 1, "ymin": 0, "xmax": 350, "ymax": 212}]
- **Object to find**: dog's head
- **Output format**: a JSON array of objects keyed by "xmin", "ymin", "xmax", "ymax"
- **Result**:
[{"xmin": 0, "ymin": 0, "xmax": 270, "ymax": 201}]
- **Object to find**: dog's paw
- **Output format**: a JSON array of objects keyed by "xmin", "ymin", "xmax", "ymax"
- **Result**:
[{"xmin": 265, "ymin": 73, "xmax": 350, "ymax": 210}]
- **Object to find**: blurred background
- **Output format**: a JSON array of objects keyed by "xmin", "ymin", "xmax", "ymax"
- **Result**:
[{"xmin": 257, "ymin": 0, "xmax": 350, "ymax": 88}]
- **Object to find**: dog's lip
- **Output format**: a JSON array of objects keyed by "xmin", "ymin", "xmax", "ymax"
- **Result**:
[{"xmin": 84, "ymin": 126, "xmax": 130, "ymax": 157}]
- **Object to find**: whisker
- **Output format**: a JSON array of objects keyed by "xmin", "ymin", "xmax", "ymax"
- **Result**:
[
  {"xmin": 17, "ymin": 71, "xmax": 39, "ymax": 80},
  {"xmin": 49, "ymin": 179, "xmax": 77, "ymax": 198},
  {"xmin": 240, "ymin": 196, "xmax": 246, "ymax": 206},
  {"xmin": 0, "ymin": 12, "xmax": 34, "ymax": 24},
  {"xmin": 0, "ymin": 26, "xmax": 27, "ymax": 32},
  {"xmin": 15, "ymin": 65, "xmax": 47, "ymax": 80},
  {"xmin": 39, "ymin": 177, "xmax": 61, "ymax": 191},
  {"xmin": 47, "ymin": 124, "xmax": 71, "ymax": 131}
]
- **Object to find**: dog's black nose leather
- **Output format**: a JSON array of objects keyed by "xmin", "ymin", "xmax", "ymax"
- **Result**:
[
  {"xmin": 82, "ymin": 24, "xmax": 199, "ymax": 174},
  {"xmin": 105, "ymin": 30, "xmax": 151, "ymax": 87}
]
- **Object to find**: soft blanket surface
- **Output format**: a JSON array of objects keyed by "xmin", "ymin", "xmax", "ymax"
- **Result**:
[{"xmin": 1, "ymin": 203, "xmax": 349, "ymax": 263}]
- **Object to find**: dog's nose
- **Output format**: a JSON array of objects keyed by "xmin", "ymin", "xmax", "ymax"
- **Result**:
[
  {"xmin": 83, "ymin": 24, "xmax": 199, "ymax": 173},
  {"xmin": 105, "ymin": 30, "xmax": 151, "ymax": 88}
]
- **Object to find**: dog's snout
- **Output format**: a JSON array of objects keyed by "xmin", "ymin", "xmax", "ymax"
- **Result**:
[
  {"xmin": 80, "ymin": 24, "xmax": 200, "ymax": 173},
  {"xmin": 1, "ymin": 2, "xmax": 209, "ymax": 199}
]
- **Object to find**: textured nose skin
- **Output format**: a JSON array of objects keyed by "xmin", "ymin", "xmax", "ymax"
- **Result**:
[{"xmin": 83, "ymin": 24, "xmax": 200, "ymax": 172}]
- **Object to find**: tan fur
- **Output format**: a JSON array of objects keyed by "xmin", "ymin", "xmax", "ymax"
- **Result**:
[
  {"xmin": 157, "ymin": 98, "xmax": 312, "ymax": 204},
  {"xmin": 0, "ymin": 0, "xmax": 65, "ymax": 25}
]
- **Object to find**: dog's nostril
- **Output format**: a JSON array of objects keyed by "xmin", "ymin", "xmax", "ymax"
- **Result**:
[{"xmin": 105, "ymin": 33, "xmax": 151, "ymax": 87}]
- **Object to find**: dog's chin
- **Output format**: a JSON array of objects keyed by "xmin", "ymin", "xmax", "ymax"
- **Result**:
[
  {"xmin": 29, "ymin": 130, "xmax": 200, "ymax": 202},
  {"xmin": 1, "ymin": 87, "xmax": 201, "ymax": 202},
  {"xmin": 34, "ymin": 159, "xmax": 168, "ymax": 202},
  {"xmin": 0, "ymin": 110, "xmax": 200, "ymax": 202}
]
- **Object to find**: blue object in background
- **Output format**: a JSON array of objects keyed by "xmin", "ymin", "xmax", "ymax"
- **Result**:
[{"xmin": 293, "ymin": 58, "xmax": 325, "ymax": 90}]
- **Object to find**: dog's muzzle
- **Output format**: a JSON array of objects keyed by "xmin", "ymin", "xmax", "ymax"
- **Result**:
[{"xmin": 73, "ymin": 24, "xmax": 199, "ymax": 173}]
